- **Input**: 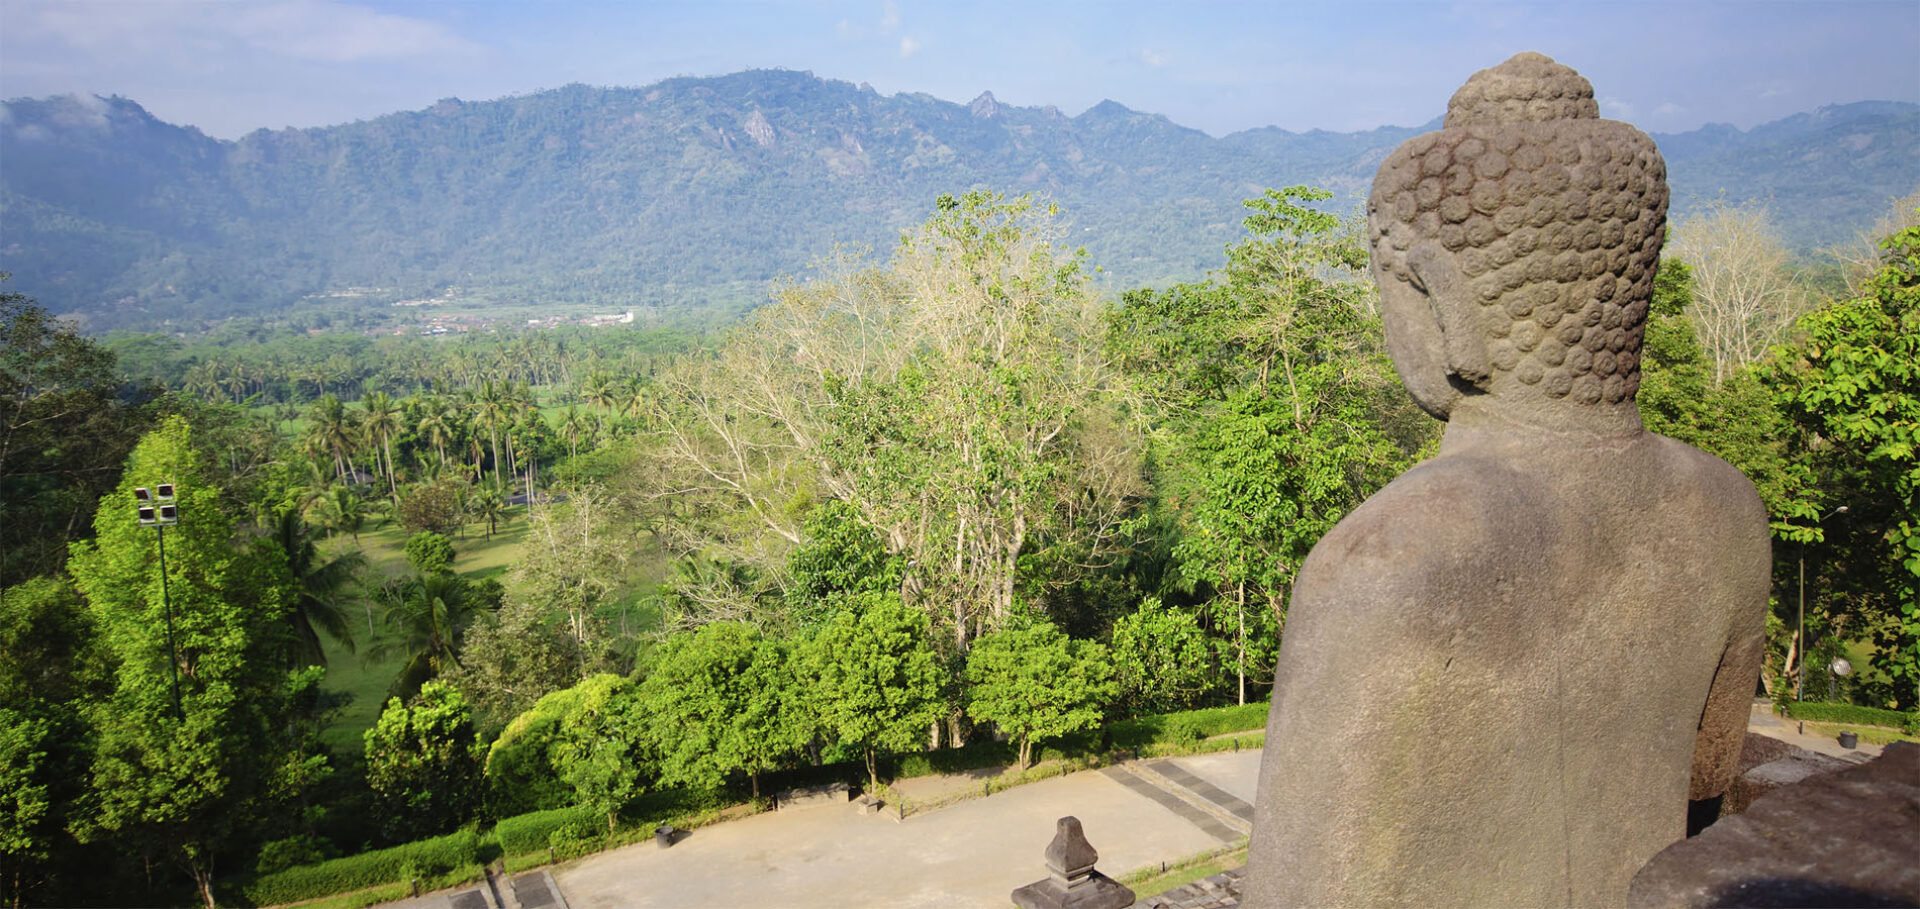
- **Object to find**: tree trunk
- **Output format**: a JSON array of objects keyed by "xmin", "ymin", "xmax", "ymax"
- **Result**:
[
  {"xmin": 489, "ymin": 431, "xmax": 503, "ymax": 490},
  {"xmin": 188, "ymin": 858, "xmax": 215, "ymax": 909},
  {"xmin": 1237, "ymin": 582, "xmax": 1247, "ymax": 707},
  {"xmin": 384, "ymin": 436, "xmax": 398, "ymax": 500}
]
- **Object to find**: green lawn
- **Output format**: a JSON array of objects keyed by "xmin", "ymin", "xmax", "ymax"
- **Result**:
[
  {"xmin": 317, "ymin": 628, "xmax": 403, "ymax": 754},
  {"xmin": 314, "ymin": 508, "xmax": 534, "ymax": 752}
]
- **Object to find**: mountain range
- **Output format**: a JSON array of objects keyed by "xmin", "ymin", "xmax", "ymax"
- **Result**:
[{"xmin": 2, "ymin": 69, "xmax": 1914, "ymax": 331}]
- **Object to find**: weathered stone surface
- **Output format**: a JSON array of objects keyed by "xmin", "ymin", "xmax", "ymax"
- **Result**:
[
  {"xmin": 1012, "ymin": 817, "xmax": 1137, "ymax": 909},
  {"xmin": 1628, "ymin": 742, "xmax": 1920, "ymax": 908},
  {"xmin": 1723, "ymin": 731, "xmax": 1853, "ymax": 817},
  {"xmin": 1243, "ymin": 52, "xmax": 1771, "ymax": 908}
]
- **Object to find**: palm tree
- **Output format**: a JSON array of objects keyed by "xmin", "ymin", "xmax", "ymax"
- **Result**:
[
  {"xmin": 268, "ymin": 509, "xmax": 365, "ymax": 667},
  {"xmin": 470, "ymin": 488, "xmax": 509, "ymax": 540},
  {"xmin": 621, "ymin": 379, "xmax": 653, "ymax": 431},
  {"xmin": 558, "ymin": 405, "xmax": 590, "ymax": 459},
  {"xmin": 416, "ymin": 396, "xmax": 455, "ymax": 470},
  {"xmin": 472, "ymin": 380, "xmax": 511, "ymax": 490},
  {"xmin": 502, "ymin": 380, "xmax": 536, "ymax": 480},
  {"xmin": 182, "ymin": 362, "xmax": 218, "ymax": 399},
  {"xmin": 308, "ymin": 485, "xmax": 369, "ymax": 545},
  {"xmin": 305, "ymin": 394, "xmax": 357, "ymax": 482},
  {"xmin": 581, "ymin": 371, "xmax": 616, "ymax": 433},
  {"xmin": 221, "ymin": 365, "xmax": 248, "ymax": 403},
  {"xmin": 374, "ymin": 572, "xmax": 483, "ymax": 700},
  {"xmin": 361, "ymin": 391, "xmax": 403, "ymax": 499}
]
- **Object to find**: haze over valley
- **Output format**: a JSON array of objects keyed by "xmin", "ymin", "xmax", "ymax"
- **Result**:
[{"xmin": 3, "ymin": 70, "xmax": 1914, "ymax": 331}]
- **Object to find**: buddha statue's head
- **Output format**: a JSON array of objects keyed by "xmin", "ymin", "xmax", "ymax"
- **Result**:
[{"xmin": 1367, "ymin": 52, "xmax": 1669, "ymax": 426}]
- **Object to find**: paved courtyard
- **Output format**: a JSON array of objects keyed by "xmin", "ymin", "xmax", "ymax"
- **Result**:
[{"xmin": 553, "ymin": 750, "xmax": 1260, "ymax": 909}]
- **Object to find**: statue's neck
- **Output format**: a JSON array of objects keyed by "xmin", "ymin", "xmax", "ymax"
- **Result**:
[{"xmin": 1442, "ymin": 395, "xmax": 1644, "ymax": 450}]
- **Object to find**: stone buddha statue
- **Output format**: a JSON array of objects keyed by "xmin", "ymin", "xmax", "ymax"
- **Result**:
[{"xmin": 1242, "ymin": 53, "xmax": 1770, "ymax": 907}]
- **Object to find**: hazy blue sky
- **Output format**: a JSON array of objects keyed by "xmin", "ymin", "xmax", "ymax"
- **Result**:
[{"xmin": 3, "ymin": 1, "xmax": 1915, "ymax": 140}]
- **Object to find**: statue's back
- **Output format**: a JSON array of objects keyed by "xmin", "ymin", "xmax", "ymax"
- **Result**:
[
  {"xmin": 1241, "ymin": 53, "xmax": 1772, "ymax": 908},
  {"xmin": 1246, "ymin": 429, "xmax": 1767, "ymax": 906}
]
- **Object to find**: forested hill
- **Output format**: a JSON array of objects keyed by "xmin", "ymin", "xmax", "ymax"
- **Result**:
[{"xmin": 2, "ymin": 70, "xmax": 1914, "ymax": 330}]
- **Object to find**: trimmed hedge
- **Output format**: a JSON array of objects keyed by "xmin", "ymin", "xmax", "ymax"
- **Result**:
[
  {"xmin": 1107, "ymin": 702, "xmax": 1270, "ymax": 750},
  {"xmin": 1784, "ymin": 701, "xmax": 1916, "ymax": 731},
  {"xmin": 494, "ymin": 805, "xmax": 599, "ymax": 857},
  {"xmin": 239, "ymin": 829, "xmax": 485, "ymax": 907}
]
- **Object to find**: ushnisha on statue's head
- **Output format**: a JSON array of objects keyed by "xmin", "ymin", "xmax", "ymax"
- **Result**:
[{"xmin": 1367, "ymin": 52, "xmax": 1669, "ymax": 432}]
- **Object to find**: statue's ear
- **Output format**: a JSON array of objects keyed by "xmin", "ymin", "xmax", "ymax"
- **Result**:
[{"xmin": 1406, "ymin": 244, "xmax": 1492, "ymax": 390}]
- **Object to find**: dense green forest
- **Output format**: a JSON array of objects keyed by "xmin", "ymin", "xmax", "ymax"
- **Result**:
[
  {"xmin": 1, "ymin": 187, "xmax": 1915, "ymax": 907},
  {"xmin": 2, "ymin": 71, "xmax": 1914, "ymax": 330}
]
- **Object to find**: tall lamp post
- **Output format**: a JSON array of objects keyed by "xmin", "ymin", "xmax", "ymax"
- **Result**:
[
  {"xmin": 1796, "ymin": 505, "xmax": 1849, "ymax": 706},
  {"xmin": 136, "ymin": 483, "xmax": 185, "ymax": 719}
]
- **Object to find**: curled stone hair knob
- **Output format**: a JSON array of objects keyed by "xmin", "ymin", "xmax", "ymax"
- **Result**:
[{"xmin": 1446, "ymin": 51, "xmax": 1601, "ymax": 127}]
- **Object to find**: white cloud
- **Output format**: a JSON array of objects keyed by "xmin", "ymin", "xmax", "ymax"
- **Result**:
[
  {"xmin": 57, "ymin": 92, "xmax": 114, "ymax": 130},
  {"xmin": 880, "ymin": 0, "xmax": 901, "ymax": 34},
  {"xmin": 835, "ymin": 18, "xmax": 855, "ymax": 39},
  {"xmin": 899, "ymin": 36, "xmax": 921, "ymax": 58},
  {"xmin": 29, "ymin": 0, "xmax": 476, "ymax": 64},
  {"xmin": 1654, "ymin": 102, "xmax": 1683, "ymax": 117},
  {"xmin": 1601, "ymin": 97, "xmax": 1634, "ymax": 118},
  {"xmin": 232, "ymin": 1, "xmax": 477, "ymax": 63},
  {"xmin": 1139, "ymin": 49, "xmax": 1166, "ymax": 67}
]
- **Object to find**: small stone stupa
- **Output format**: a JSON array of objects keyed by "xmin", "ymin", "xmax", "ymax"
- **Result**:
[
  {"xmin": 1011, "ymin": 816, "xmax": 1136, "ymax": 909},
  {"xmin": 1242, "ymin": 53, "xmax": 1771, "ymax": 907}
]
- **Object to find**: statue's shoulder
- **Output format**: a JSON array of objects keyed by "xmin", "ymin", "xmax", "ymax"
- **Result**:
[
  {"xmin": 1303, "ymin": 453, "xmax": 1520, "ymax": 583},
  {"xmin": 1640, "ymin": 432, "xmax": 1770, "ymax": 526}
]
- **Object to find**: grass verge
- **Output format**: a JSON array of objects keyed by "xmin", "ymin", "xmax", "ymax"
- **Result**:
[
  {"xmin": 1119, "ymin": 843, "xmax": 1247, "ymax": 897},
  {"xmin": 1802, "ymin": 721, "xmax": 1919, "ymax": 746}
]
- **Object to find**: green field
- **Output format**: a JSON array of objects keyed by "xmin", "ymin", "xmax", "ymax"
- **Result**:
[{"xmin": 313, "ymin": 509, "xmax": 533, "ymax": 753}]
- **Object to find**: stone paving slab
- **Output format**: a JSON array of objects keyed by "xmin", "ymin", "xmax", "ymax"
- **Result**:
[
  {"xmin": 447, "ymin": 889, "xmax": 490, "ymax": 909},
  {"xmin": 1145, "ymin": 760, "xmax": 1255, "ymax": 823},
  {"xmin": 511, "ymin": 871, "xmax": 557, "ymax": 909},
  {"xmin": 1099, "ymin": 765, "xmax": 1241, "ymax": 843},
  {"xmin": 1166, "ymin": 750, "xmax": 1262, "ymax": 807}
]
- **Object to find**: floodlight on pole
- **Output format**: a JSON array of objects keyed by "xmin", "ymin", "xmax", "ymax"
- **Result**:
[
  {"xmin": 135, "ymin": 482, "xmax": 185, "ymax": 719},
  {"xmin": 1796, "ymin": 505, "xmax": 1850, "ymax": 708}
]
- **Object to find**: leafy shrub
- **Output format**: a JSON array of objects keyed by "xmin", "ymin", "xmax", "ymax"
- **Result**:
[
  {"xmin": 255, "ymin": 834, "xmax": 333, "ymax": 874},
  {"xmin": 891, "ymin": 741, "xmax": 1014, "ymax": 780},
  {"xmin": 1783, "ymin": 701, "xmax": 1915, "ymax": 730},
  {"xmin": 403, "ymin": 531, "xmax": 456, "ymax": 574},
  {"xmin": 240, "ymin": 829, "xmax": 484, "ymax": 906},
  {"xmin": 486, "ymin": 684, "xmax": 590, "ymax": 816},
  {"xmin": 493, "ymin": 806, "xmax": 599, "ymax": 857}
]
